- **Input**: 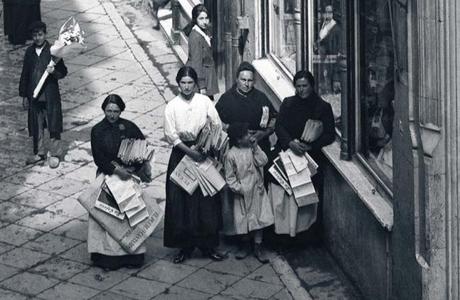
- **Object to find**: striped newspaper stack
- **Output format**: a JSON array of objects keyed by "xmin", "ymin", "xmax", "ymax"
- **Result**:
[
  {"xmin": 118, "ymin": 139, "xmax": 155, "ymax": 165},
  {"xmin": 269, "ymin": 149, "xmax": 319, "ymax": 207}
]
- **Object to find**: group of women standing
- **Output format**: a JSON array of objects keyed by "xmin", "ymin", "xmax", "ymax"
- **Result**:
[{"xmin": 88, "ymin": 3, "xmax": 334, "ymax": 270}]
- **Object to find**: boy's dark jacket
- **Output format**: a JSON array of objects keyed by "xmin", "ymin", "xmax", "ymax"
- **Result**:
[{"xmin": 19, "ymin": 40, "xmax": 67, "ymax": 137}]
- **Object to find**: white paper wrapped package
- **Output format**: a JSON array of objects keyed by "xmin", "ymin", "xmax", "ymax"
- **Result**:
[{"xmin": 33, "ymin": 17, "xmax": 86, "ymax": 98}]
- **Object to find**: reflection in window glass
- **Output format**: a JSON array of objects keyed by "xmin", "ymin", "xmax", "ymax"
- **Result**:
[
  {"xmin": 360, "ymin": 0, "xmax": 395, "ymax": 182},
  {"xmin": 269, "ymin": 0, "xmax": 300, "ymax": 74},
  {"xmin": 313, "ymin": 0, "xmax": 346, "ymax": 127}
]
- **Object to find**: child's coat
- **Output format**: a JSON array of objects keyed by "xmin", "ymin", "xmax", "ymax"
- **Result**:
[{"xmin": 224, "ymin": 145, "xmax": 274, "ymax": 234}]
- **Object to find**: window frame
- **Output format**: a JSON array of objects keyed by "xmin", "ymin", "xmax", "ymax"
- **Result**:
[{"xmin": 263, "ymin": 0, "xmax": 306, "ymax": 79}]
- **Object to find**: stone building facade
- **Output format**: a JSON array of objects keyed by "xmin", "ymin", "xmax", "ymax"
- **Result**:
[{"xmin": 160, "ymin": 0, "xmax": 460, "ymax": 299}]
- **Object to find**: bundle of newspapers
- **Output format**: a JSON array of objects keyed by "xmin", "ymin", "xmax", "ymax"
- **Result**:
[
  {"xmin": 301, "ymin": 119, "xmax": 323, "ymax": 143},
  {"xmin": 269, "ymin": 148, "xmax": 319, "ymax": 207},
  {"xmin": 195, "ymin": 118, "xmax": 229, "ymax": 157},
  {"xmin": 118, "ymin": 139, "xmax": 155, "ymax": 165},
  {"xmin": 78, "ymin": 176, "xmax": 164, "ymax": 253},
  {"xmin": 171, "ymin": 156, "xmax": 226, "ymax": 197},
  {"xmin": 94, "ymin": 175, "xmax": 150, "ymax": 227}
]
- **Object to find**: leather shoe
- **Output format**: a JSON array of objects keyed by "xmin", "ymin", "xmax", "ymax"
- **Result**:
[
  {"xmin": 208, "ymin": 251, "xmax": 226, "ymax": 261},
  {"xmin": 254, "ymin": 244, "xmax": 269, "ymax": 264},
  {"xmin": 173, "ymin": 250, "xmax": 190, "ymax": 264}
]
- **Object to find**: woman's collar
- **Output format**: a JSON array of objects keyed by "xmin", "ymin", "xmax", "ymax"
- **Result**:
[{"xmin": 192, "ymin": 25, "xmax": 211, "ymax": 46}]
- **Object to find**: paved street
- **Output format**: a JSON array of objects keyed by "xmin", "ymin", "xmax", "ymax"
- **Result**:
[{"xmin": 0, "ymin": 0, "xmax": 297, "ymax": 299}]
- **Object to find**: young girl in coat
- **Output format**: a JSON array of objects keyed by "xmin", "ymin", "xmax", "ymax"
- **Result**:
[
  {"xmin": 184, "ymin": 4, "xmax": 219, "ymax": 99},
  {"xmin": 224, "ymin": 122, "xmax": 274, "ymax": 263}
]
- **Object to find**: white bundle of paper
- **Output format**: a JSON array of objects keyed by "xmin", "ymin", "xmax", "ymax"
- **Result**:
[
  {"xmin": 301, "ymin": 120, "xmax": 323, "ymax": 143},
  {"xmin": 103, "ymin": 175, "xmax": 150, "ymax": 227},
  {"xmin": 118, "ymin": 139, "xmax": 155, "ymax": 165},
  {"xmin": 276, "ymin": 150, "xmax": 319, "ymax": 207},
  {"xmin": 196, "ymin": 118, "xmax": 228, "ymax": 155},
  {"xmin": 171, "ymin": 156, "xmax": 226, "ymax": 196}
]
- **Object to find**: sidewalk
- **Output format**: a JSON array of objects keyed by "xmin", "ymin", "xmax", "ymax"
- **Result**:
[{"xmin": 0, "ymin": 0, "xmax": 300, "ymax": 299}]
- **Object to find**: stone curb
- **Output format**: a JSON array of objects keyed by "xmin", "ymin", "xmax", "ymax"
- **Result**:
[
  {"xmin": 269, "ymin": 252, "xmax": 314, "ymax": 300},
  {"xmin": 100, "ymin": 1, "xmax": 167, "ymax": 101},
  {"xmin": 99, "ymin": 2, "xmax": 314, "ymax": 299}
]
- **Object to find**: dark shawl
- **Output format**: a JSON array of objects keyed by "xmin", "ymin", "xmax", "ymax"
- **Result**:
[{"xmin": 90, "ymin": 118, "xmax": 145, "ymax": 176}]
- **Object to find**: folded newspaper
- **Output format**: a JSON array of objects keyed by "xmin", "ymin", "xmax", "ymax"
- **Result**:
[
  {"xmin": 269, "ymin": 149, "xmax": 319, "ymax": 207},
  {"xmin": 78, "ymin": 176, "xmax": 164, "ymax": 253},
  {"xmin": 301, "ymin": 119, "xmax": 323, "ymax": 143},
  {"xmin": 171, "ymin": 156, "xmax": 226, "ymax": 196},
  {"xmin": 196, "ymin": 117, "xmax": 229, "ymax": 155},
  {"xmin": 118, "ymin": 139, "xmax": 155, "ymax": 166}
]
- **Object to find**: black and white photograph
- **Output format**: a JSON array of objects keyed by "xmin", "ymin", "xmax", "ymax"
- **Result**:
[{"xmin": 0, "ymin": 0, "xmax": 455, "ymax": 299}]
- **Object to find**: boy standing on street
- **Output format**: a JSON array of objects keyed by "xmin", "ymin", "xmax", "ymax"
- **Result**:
[{"xmin": 19, "ymin": 21, "xmax": 67, "ymax": 168}]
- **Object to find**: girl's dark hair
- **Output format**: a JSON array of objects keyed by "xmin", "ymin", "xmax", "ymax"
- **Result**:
[
  {"xmin": 183, "ymin": 4, "xmax": 209, "ymax": 36},
  {"xmin": 101, "ymin": 94, "xmax": 126, "ymax": 112},
  {"xmin": 29, "ymin": 21, "xmax": 47, "ymax": 34},
  {"xmin": 293, "ymin": 70, "xmax": 315, "ymax": 87},
  {"xmin": 227, "ymin": 122, "xmax": 249, "ymax": 148},
  {"xmin": 176, "ymin": 66, "xmax": 198, "ymax": 84}
]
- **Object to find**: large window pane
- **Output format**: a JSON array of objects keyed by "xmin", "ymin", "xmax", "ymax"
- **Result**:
[
  {"xmin": 313, "ymin": 0, "xmax": 346, "ymax": 128},
  {"xmin": 269, "ymin": 0, "xmax": 300, "ymax": 74},
  {"xmin": 360, "ymin": 0, "xmax": 395, "ymax": 182}
]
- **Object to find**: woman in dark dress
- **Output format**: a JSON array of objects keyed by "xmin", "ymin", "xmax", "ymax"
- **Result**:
[
  {"xmin": 3, "ymin": 0, "xmax": 41, "ymax": 45},
  {"xmin": 89, "ymin": 94, "xmax": 148, "ymax": 270},
  {"xmin": 270, "ymin": 70, "xmax": 335, "ymax": 238},
  {"xmin": 163, "ymin": 66, "xmax": 225, "ymax": 264}
]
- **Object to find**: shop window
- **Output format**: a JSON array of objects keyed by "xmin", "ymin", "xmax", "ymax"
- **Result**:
[
  {"xmin": 312, "ymin": 0, "xmax": 347, "ymax": 129},
  {"xmin": 358, "ymin": 0, "xmax": 395, "ymax": 185},
  {"xmin": 268, "ymin": 0, "xmax": 302, "ymax": 75}
]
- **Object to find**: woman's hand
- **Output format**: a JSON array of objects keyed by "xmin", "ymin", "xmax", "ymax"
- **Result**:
[
  {"xmin": 200, "ymin": 88, "xmax": 207, "ymax": 95},
  {"xmin": 188, "ymin": 149, "xmax": 206, "ymax": 162},
  {"xmin": 289, "ymin": 140, "xmax": 311, "ymax": 156},
  {"xmin": 114, "ymin": 166, "xmax": 132, "ymax": 180}
]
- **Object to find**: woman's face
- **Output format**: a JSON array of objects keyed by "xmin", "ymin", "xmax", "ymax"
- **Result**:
[
  {"xmin": 196, "ymin": 11, "xmax": 209, "ymax": 30},
  {"xmin": 104, "ymin": 103, "xmax": 121, "ymax": 123},
  {"xmin": 295, "ymin": 78, "xmax": 313, "ymax": 99},
  {"xmin": 179, "ymin": 76, "xmax": 196, "ymax": 97},
  {"xmin": 236, "ymin": 70, "xmax": 255, "ymax": 93}
]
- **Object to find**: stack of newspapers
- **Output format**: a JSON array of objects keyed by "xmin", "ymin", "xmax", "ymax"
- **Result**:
[
  {"xmin": 195, "ymin": 118, "xmax": 229, "ymax": 156},
  {"xmin": 171, "ymin": 156, "xmax": 226, "ymax": 197},
  {"xmin": 301, "ymin": 119, "xmax": 323, "ymax": 143},
  {"xmin": 118, "ymin": 139, "xmax": 155, "ymax": 165},
  {"xmin": 94, "ymin": 175, "xmax": 149, "ymax": 227},
  {"xmin": 269, "ymin": 149, "xmax": 319, "ymax": 207}
]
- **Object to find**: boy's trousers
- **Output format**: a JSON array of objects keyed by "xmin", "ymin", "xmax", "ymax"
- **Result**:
[{"xmin": 33, "ymin": 105, "xmax": 62, "ymax": 157}]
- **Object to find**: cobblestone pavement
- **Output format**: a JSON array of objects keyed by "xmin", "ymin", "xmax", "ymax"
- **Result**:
[{"xmin": 0, "ymin": 0, "xmax": 297, "ymax": 299}]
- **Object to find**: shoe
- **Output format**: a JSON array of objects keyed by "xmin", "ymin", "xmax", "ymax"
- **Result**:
[
  {"xmin": 208, "ymin": 251, "xmax": 226, "ymax": 261},
  {"xmin": 48, "ymin": 156, "xmax": 60, "ymax": 169},
  {"xmin": 235, "ymin": 245, "xmax": 250, "ymax": 260},
  {"xmin": 173, "ymin": 249, "xmax": 191, "ymax": 264},
  {"xmin": 254, "ymin": 244, "xmax": 269, "ymax": 264},
  {"xmin": 26, "ymin": 154, "xmax": 45, "ymax": 165}
]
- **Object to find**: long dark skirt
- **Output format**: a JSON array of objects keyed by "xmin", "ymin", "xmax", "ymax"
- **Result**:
[
  {"xmin": 163, "ymin": 145, "xmax": 222, "ymax": 249},
  {"xmin": 5, "ymin": 1, "xmax": 41, "ymax": 45}
]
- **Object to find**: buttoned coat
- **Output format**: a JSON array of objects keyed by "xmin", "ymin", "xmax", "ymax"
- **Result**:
[{"xmin": 186, "ymin": 28, "xmax": 219, "ymax": 96}]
